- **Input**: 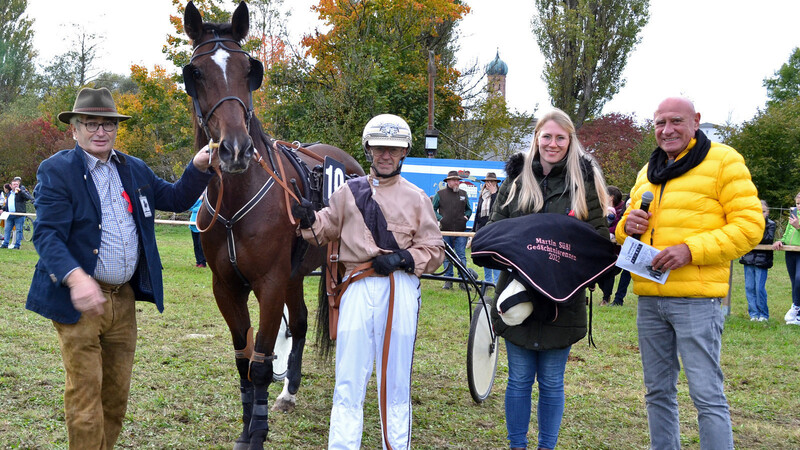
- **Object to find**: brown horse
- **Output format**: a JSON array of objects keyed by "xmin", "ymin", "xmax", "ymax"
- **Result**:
[{"xmin": 183, "ymin": 2, "xmax": 364, "ymax": 448}]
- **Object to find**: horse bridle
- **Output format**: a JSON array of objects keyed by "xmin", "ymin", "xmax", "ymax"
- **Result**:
[{"xmin": 183, "ymin": 33, "xmax": 264, "ymax": 142}]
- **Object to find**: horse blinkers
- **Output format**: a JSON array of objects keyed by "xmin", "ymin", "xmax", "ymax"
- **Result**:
[
  {"xmin": 248, "ymin": 58, "xmax": 264, "ymax": 92},
  {"xmin": 183, "ymin": 64, "xmax": 199, "ymax": 98}
]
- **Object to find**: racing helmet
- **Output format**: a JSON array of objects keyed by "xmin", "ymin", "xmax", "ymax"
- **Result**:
[{"xmin": 361, "ymin": 114, "xmax": 412, "ymax": 166}]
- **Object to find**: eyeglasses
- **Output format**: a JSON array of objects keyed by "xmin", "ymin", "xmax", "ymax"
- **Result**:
[
  {"xmin": 370, "ymin": 147, "xmax": 406, "ymax": 158},
  {"xmin": 78, "ymin": 120, "xmax": 118, "ymax": 133},
  {"xmin": 538, "ymin": 134, "xmax": 569, "ymax": 146}
]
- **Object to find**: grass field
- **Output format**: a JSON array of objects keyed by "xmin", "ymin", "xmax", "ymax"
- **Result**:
[{"xmin": 2, "ymin": 225, "xmax": 800, "ymax": 449}]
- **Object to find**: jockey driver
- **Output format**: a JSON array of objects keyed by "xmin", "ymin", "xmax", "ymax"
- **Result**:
[{"xmin": 292, "ymin": 114, "xmax": 444, "ymax": 449}]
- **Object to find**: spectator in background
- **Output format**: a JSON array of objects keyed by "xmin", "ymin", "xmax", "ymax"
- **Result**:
[
  {"xmin": 773, "ymin": 191, "xmax": 800, "ymax": 325},
  {"xmin": 189, "ymin": 195, "xmax": 206, "ymax": 268},
  {"xmin": 611, "ymin": 197, "xmax": 633, "ymax": 306},
  {"xmin": 0, "ymin": 184, "xmax": 9, "ymax": 245},
  {"xmin": 740, "ymin": 200, "xmax": 775, "ymax": 321},
  {"xmin": 472, "ymin": 172, "xmax": 501, "ymax": 286},
  {"xmin": 598, "ymin": 185, "xmax": 624, "ymax": 306},
  {"xmin": 1, "ymin": 177, "xmax": 34, "ymax": 250},
  {"xmin": 432, "ymin": 170, "xmax": 472, "ymax": 290}
]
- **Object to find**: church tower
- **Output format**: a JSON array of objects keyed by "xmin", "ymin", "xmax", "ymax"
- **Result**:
[{"xmin": 486, "ymin": 50, "xmax": 508, "ymax": 100}]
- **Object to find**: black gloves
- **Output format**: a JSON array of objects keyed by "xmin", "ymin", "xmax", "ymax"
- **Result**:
[
  {"xmin": 372, "ymin": 250, "xmax": 415, "ymax": 276},
  {"xmin": 291, "ymin": 197, "xmax": 316, "ymax": 229}
]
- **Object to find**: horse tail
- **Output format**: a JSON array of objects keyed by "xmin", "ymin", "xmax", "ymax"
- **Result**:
[{"xmin": 315, "ymin": 269, "xmax": 335, "ymax": 359}]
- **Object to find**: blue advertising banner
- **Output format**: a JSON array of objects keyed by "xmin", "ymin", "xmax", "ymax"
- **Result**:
[{"xmin": 402, "ymin": 157, "xmax": 506, "ymax": 229}]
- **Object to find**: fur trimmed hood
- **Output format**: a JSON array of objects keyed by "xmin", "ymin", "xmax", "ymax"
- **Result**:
[{"xmin": 504, "ymin": 152, "xmax": 527, "ymax": 181}]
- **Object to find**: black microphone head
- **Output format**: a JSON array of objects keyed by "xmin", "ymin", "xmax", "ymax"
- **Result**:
[{"xmin": 640, "ymin": 191, "xmax": 654, "ymax": 213}]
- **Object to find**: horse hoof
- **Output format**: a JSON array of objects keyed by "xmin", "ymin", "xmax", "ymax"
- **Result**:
[{"xmin": 271, "ymin": 397, "xmax": 296, "ymax": 413}]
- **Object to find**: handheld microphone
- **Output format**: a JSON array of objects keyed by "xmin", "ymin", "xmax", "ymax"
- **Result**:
[{"xmin": 632, "ymin": 191, "xmax": 654, "ymax": 240}]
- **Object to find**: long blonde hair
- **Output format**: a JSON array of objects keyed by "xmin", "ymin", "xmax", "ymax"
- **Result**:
[{"xmin": 503, "ymin": 109, "xmax": 608, "ymax": 219}]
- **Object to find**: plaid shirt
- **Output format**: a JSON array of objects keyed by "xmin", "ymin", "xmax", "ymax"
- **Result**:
[{"xmin": 85, "ymin": 150, "xmax": 140, "ymax": 285}]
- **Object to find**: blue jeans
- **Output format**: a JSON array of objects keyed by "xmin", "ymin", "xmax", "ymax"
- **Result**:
[
  {"xmin": 743, "ymin": 264, "xmax": 769, "ymax": 319},
  {"xmin": 637, "ymin": 296, "xmax": 733, "ymax": 450},
  {"xmin": 504, "ymin": 340, "xmax": 571, "ymax": 449},
  {"xmin": 613, "ymin": 270, "xmax": 631, "ymax": 303},
  {"xmin": 442, "ymin": 235, "xmax": 467, "ymax": 278},
  {"xmin": 2, "ymin": 214, "xmax": 24, "ymax": 248},
  {"xmin": 785, "ymin": 252, "xmax": 800, "ymax": 308},
  {"xmin": 483, "ymin": 267, "xmax": 500, "ymax": 285}
]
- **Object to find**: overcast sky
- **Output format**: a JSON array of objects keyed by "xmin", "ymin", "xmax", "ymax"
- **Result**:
[{"xmin": 28, "ymin": 0, "xmax": 800, "ymax": 125}]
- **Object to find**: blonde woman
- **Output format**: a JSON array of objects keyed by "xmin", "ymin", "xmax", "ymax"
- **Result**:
[{"xmin": 489, "ymin": 108, "xmax": 609, "ymax": 450}]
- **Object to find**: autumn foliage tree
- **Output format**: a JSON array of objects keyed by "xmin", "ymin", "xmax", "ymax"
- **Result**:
[
  {"xmin": 115, "ymin": 65, "xmax": 194, "ymax": 180},
  {"xmin": 577, "ymin": 112, "xmax": 650, "ymax": 192},
  {"xmin": 0, "ymin": 117, "xmax": 71, "ymax": 184},
  {"xmin": 265, "ymin": 0, "xmax": 469, "ymax": 162}
]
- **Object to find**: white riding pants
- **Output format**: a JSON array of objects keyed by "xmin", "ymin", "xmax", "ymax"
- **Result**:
[{"xmin": 328, "ymin": 271, "xmax": 421, "ymax": 450}]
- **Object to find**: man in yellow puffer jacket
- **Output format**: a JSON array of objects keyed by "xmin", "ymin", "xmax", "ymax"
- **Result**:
[{"xmin": 616, "ymin": 97, "xmax": 764, "ymax": 450}]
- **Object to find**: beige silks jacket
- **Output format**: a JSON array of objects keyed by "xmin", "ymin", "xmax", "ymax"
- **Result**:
[{"xmin": 301, "ymin": 171, "xmax": 445, "ymax": 278}]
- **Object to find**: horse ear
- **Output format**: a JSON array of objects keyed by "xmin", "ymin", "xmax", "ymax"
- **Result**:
[
  {"xmin": 184, "ymin": 1, "xmax": 204, "ymax": 42},
  {"xmin": 231, "ymin": 1, "xmax": 250, "ymax": 42}
]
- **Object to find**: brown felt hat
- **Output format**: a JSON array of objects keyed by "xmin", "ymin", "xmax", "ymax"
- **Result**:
[
  {"xmin": 58, "ymin": 87, "xmax": 131, "ymax": 124},
  {"xmin": 482, "ymin": 172, "xmax": 499, "ymax": 182},
  {"xmin": 443, "ymin": 170, "xmax": 461, "ymax": 181}
]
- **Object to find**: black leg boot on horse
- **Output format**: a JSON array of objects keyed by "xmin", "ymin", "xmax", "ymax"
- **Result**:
[
  {"xmin": 234, "ymin": 357, "xmax": 254, "ymax": 450},
  {"xmin": 246, "ymin": 353, "xmax": 274, "ymax": 450},
  {"xmin": 233, "ymin": 327, "xmax": 255, "ymax": 450}
]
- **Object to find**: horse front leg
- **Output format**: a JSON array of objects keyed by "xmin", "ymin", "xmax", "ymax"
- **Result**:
[
  {"xmin": 210, "ymin": 280, "xmax": 254, "ymax": 450},
  {"xmin": 272, "ymin": 276, "xmax": 309, "ymax": 413},
  {"xmin": 245, "ymin": 281, "xmax": 284, "ymax": 450}
]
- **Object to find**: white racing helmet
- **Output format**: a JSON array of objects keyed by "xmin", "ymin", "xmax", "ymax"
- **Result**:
[{"xmin": 361, "ymin": 114, "xmax": 412, "ymax": 174}]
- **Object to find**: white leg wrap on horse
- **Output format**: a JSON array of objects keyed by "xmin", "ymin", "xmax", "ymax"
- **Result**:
[
  {"xmin": 276, "ymin": 379, "xmax": 296, "ymax": 405},
  {"xmin": 327, "ymin": 272, "xmax": 421, "ymax": 450}
]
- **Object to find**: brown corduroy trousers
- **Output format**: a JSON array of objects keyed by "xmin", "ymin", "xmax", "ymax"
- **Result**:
[{"xmin": 53, "ymin": 282, "xmax": 137, "ymax": 449}]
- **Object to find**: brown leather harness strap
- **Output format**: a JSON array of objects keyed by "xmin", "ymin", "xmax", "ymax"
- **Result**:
[
  {"xmin": 330, "ymin": 262, "xmax": 374, "ymax": 339},
  {"xmin": 195, "ymin": 142, "xmax": 225, "ymax": 234},
  {"xmin": 380, "ymin": 272, "xmax": 396, "ymax": 450},
  {"xmin": 252, "ymin": 146, "xmax": 300, "ymax": 226}
]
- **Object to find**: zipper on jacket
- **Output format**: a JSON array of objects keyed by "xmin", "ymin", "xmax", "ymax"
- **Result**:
[{"xmin": 649, "ymin": 184, "xmax": 667, "ymax": 246}]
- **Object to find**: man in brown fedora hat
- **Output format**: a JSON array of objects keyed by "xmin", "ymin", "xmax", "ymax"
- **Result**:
[
  {"xmin": 432, "ymin": 170, "xmax": 472, "ymax": 289},
  {"xmin": 25, "ymin": 87, "xmax": 214, "ymax": 448}
]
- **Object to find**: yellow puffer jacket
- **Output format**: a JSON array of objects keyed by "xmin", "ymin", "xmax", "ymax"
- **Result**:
[{"xmin": 616, "ymin": 139, "xmax": 764, "ymax": 297}]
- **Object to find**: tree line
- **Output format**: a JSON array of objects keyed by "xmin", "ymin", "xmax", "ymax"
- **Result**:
[{"xmin": 1, "ymin": 0, "xmax": 795, "ymax": 208}]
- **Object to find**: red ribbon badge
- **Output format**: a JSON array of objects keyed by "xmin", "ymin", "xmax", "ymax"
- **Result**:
[{"xmin": 121, "ymin": 191, "xmax": 133, "ymax": 213}]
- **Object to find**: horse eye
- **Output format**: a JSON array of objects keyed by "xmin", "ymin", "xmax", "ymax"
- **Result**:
[{"xmin": 192, "ymin": 68, "xmax": 203, "ymax": 80}]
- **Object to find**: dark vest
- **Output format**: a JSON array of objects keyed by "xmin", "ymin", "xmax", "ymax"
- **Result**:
[{"xmin": 437, "ymin": 188, "xmax": 469, "ymax": 231}]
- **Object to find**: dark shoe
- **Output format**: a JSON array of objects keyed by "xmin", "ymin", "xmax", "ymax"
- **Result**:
[
  {"xmin": 610, "ymin": 301, "xmax": 623, "ymax": 307},
  {"xmin": 459, "ymin": 282, "xmax": 468, "ymax": 291},
  {"xmin": 442, "ymin": 281, "xmax": 452, "ymax": 290}
]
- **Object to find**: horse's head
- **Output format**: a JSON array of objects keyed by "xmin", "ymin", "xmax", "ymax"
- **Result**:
[{"xmin": 183, "ymin": 1, "xmax": 264, "ymax": 174}]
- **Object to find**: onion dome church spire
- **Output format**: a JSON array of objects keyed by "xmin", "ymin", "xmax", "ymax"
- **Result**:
[{"xmin": 486, "ymin": 49, "xmax": 508, "ymax": 99}]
